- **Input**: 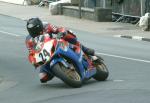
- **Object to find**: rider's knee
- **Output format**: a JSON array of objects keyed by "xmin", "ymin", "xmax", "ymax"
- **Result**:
[{"xmin": 39, "ymin": 72, "xmax": 54, "ymax": 83}]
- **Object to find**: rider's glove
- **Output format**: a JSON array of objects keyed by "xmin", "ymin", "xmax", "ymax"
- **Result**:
[{"xmin": 57, "ymin": 31, "xmax": 68, "ymax": 38}]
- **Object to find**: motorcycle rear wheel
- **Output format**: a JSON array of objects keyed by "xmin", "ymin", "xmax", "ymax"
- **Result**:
[
  {"xmin": 93, "ymin": 61, "xmax": 109, "ymax": 81},
  {"xmin": 52, "ymin": 63, "xmax": 82, "ymax": 88}
]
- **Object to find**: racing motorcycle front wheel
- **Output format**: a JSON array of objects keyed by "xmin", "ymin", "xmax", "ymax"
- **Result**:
[{"xmin": 52, "ymin": 63, "xmax": 82, "ymax": 88}]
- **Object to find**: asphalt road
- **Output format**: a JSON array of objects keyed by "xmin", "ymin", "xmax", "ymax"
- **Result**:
[{"xmin": 0, "ymin": 15, "xmax": 150, "ymax": 103}]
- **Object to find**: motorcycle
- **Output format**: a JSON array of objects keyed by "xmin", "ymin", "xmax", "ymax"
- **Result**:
[{"xmin": 28, "ymin": 33, "xmax": 109, "ymax": 88}]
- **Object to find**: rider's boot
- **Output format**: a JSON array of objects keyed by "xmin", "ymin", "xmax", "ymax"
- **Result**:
[
  {"xmin": 38, "ymin": 65, "xmax": 54, "ymax": 83},
  {"xmin": 82, "ymin": 45, "xmax": 95, "ymax": 56},
  {"xmin": 82, "ymin": 45, "xmax": 102, "ymax": 62},
  {"xmin": 39, "ymin": 72, "xmax": 54, "ymax": 83}
]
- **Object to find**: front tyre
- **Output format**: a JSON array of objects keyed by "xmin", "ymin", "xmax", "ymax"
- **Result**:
[
  {"xmin": 93, "ymin": 62, "xmax": 109, "ymax": 81},
  {"xmin": 52, "ymin": 63, "xmax": 82, "ymax": 88}
]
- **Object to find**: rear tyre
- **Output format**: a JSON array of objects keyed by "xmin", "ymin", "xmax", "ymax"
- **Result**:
[
  {"xmin": 52, "ymin": 63, "xmax": 82, "ymax": 88},
  {"xmin": 93, "ymin": 61, "xmax": 109, "ymax": 81}
]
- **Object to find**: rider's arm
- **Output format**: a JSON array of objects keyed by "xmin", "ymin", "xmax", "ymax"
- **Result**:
[
  {"xmin": 25, "ymin": 35, "xmax": 35, "ymax": 53},
  {"xmin": 44, "ymin": 23, "xmax": 77, "ymax": 39},
  {"xmin": 43, "ymin": 22, "xmax": 67, "ymax": 34},
  {"xmin": 44, "ymin": 23, "xmax": 58, "ymax": 34}
]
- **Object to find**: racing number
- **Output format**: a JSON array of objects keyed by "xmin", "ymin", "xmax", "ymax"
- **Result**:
[{"xmin": 39, "ymin": 49, "xmax": 50, "ymax": 62}]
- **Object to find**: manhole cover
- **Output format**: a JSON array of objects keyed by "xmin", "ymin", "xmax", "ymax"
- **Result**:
[{"xmin": 0, "ymin": 78, "xmax": 17, "ymax": 92}]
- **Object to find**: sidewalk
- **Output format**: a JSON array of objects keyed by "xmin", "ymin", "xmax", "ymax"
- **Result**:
[{"xmin": 0, "ymin": 1, "xmax": 150, "ymax": 39}]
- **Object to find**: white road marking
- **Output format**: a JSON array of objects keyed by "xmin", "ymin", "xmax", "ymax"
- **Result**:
[
  {"xmin": 96, "ymin": 52, "xmax": 150, "ymax": 63},
  {"xmin": 0, "ymin": 30, "xmax": 21, "ymax": 37},
  {"xmin": 113, "ymin": 80, "xmax": 124, "ymax": 82},
  {"xmin": 114, "ymin": 35, "xmax": 121, "ymax": 37}
]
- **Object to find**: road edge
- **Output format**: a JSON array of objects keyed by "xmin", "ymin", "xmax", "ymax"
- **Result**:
[{"xmin": 114, "ymin": 35, "xmax": 150, "ymax": 42}]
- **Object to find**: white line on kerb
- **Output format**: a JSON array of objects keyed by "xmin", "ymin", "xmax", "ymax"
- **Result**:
[
  {"xmin": 96, "ymin": 52, "xmax": 150, "ymax": 63},
  {"xmin": 0, "ymin": 30, "xmax": 20, "ymax": 37},
  {"xmin": 132, "ymin": 36, "xmax": 143, "ymax": 40}
]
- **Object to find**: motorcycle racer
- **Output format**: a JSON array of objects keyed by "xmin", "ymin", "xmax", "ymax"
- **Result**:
[{"xmin": 25, "ymin": 17, "xmax": 95, "ymax": 83}]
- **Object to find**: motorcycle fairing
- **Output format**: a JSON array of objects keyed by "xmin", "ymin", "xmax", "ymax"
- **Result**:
[{"xmin": 50, "ymin": 44, "xmax": 96, "ymax": 80}]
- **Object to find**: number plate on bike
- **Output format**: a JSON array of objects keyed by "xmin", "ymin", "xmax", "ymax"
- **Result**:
[{"xmin": 34, "ymin": 41, "xmax": 53, "ymax": 65}]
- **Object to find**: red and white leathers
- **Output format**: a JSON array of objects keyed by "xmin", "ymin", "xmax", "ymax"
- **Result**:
[
  {"xmin": 25, "ymin": 22, "xmax": 79, "ymax": 83},
  {"xmin": 26, "ymin": 22, "xmax": 78, "ymax": 52}
]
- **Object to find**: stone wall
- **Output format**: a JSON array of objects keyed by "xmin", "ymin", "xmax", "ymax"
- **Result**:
[{"xmin": 61, "ymin": 6, "xmax": 112, "ymax": 22}]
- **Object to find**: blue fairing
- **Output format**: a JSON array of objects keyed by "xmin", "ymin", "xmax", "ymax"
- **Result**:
[
  {"xmin": 50, "ymin": 44, "xmax": 96, "ymax": 80},
  {"xmin": 50, "ymin": 46, "xmax": 87, "ymax": 78}
]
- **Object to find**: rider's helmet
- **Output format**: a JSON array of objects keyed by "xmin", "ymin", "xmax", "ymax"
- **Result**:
[{"xmin": 26, "ymin": 17, "xmax": 43, "ymax": 38}]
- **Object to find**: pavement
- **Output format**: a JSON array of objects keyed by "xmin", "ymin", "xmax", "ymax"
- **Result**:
[{"xmin": 0, "ymin": 1, "xmax": 150, "ymax": 41}]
